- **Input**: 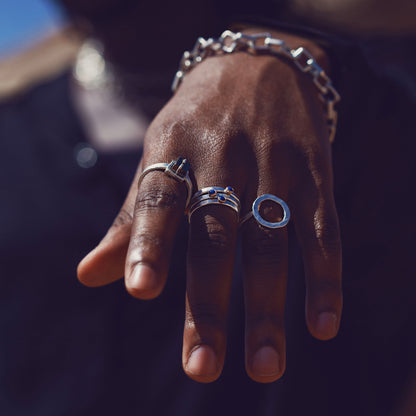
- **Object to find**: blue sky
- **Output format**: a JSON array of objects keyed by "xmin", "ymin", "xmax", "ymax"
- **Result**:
[{"xmin": 0, "ymin": 0, "xmax": 66, "ymax": 56}]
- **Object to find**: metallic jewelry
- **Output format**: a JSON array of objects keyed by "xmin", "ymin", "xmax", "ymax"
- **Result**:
[
  {"xmin": 187, "ymin": 186, "xmax": 240, "ymax": 222},
  {"xmin": 172, "ymin": 30, "xmax": 340, "ymax": 143},
  {"xmin": 240, "ymin": 194, "xmax": 290, "ymax": 229},
  {"xmin": 138, "ymin": 157, "xmax": 193, "ymax": 208}
]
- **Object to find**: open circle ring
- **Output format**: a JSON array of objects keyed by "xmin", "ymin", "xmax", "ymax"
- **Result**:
[{"xmin": 240, "ymin": 194, "xmax": 290, "ymax": 229}]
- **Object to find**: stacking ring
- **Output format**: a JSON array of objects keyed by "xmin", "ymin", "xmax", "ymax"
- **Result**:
[
  {"xmin": 138, "ymin": 157, "xmax": 193, "ymax": 208},
  {"xmin": 240, "ymin": 194, "xmax": 290, "ymax": 229},
  {"xmin": 187, "ymin": 186, "xmax": 241, "ymax": 222}
]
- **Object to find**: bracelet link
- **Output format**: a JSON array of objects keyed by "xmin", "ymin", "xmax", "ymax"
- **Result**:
[
  {"xmin": 313, "ymin": 71, "xmax": 330, "ymax": 95},
  {"xmin": 291, "ymin": 47, "xmax": 315, "ymax": 72}
]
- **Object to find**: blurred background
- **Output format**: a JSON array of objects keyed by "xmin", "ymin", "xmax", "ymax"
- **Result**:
[
  {"xmin": 0, "ymin": 0, "xmax": 65, "ymax": 56},
  {"xmin": 0, "ymin": 0, "xmax": 71, "ymax": 100},
  {"xmin": 1, "ymin": 1, "xmax": 415, "ymax": 415}
]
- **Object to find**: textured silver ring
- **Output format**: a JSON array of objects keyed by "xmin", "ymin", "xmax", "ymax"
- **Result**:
[
  {"xmin": 188, "ymin": 186, "xmax": 240, "ymax": 222},
  {"xmin": 137, "ymin": 158, "xmax": 193, "ymax": 209},
  {"xmin": 240, "ymin": 194, "xmax": 290, "ymax": 229}
]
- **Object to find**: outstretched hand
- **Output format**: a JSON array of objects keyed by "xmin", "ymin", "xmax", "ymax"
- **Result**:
[{"xmin": 77, "ymin": 30, "xmax": 342, "ymax": 384}]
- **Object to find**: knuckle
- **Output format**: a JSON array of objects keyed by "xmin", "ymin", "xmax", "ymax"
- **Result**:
[
  {"xmin": 148, "ymin": 115, "xmax": 191, "ymax": 146},
  {"xmin": 321, "ymin": 236, "xmax": 342, "ymax": 256},
  {"xmin": 135, "ymin": 187, "xmax": 182, "ymax": 213},
  {"xmin": 191, "ymin": 219, "xmax": 235, "ymax": 259},
  {"xmin": 112, "ymin": 208, "xmax": 133, "ymax": 227},
  {"xmin": 165, "ymin": 118, "xmax": 190, "ymax": 138},
  {"xmin": 315, "ymin": 229, "xmax": 341, "ymax": 255},
  {"xmin": 185, "ymin": 303, "xmax": 225, "ymax": 331},
  {"xmin": 247, "ymin": 314, "xmax": 284, "ymax": 334},
  {"xmin": 307, "ymin": 214, "xmax": 341, "ymax": 255},
  {"xmin": 308, "ymin": 279, "xmax": 342, "ymax": 298},
  {"xmin": 244, "ymin": 229, "xmax": 287, "ymax": 265},
  {"xmin": 130, "ymin": 232, "xmax": 166, "ymax": 253}
]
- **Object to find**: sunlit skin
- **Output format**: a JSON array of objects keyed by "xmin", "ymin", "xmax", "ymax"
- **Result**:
[{"xmin": 77, "ymin": 29, "xmax": 342, "ymax": 384}]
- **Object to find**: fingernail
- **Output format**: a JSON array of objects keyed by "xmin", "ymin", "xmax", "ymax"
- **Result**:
[
  {"xmin": 316, "ymin": 312, "xmax": 338, "ymax": 336},
  {"xmin": 129, "ymin": 263, "xmax": 158, "ymax": 291},
  {"xmin": 252, "ymin": 346, "xmax": 280, "ymax": 377},
  {"xmin": 186, "ymin": 345, "xmax": 218, "ymax": 376}
]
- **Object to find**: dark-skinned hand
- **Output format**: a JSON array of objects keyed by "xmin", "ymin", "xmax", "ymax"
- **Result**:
[{"xmin": 77, "ymin": 29, "xmax": 342, "ymax": 384}]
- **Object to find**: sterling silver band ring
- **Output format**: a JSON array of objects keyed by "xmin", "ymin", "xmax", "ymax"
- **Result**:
[
  {"xmin": 190, "ymin": 186, "xmax": 240, "ymax": 209},
  {"xmin": 188, "ymin": 186, "xmax": 240, "ymax": 222},
  {"xmin": 240, "ymin": 194, "xmax": 290, "ymax": 229},
  {"xmin": 138, "ymin": 158, "xmax": 193, "ymax": 209}
]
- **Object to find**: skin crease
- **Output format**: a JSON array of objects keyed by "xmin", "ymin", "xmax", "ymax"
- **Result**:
[{"xmin": 77, "ymin": 29, "xmax": 342, "ymax": 384}]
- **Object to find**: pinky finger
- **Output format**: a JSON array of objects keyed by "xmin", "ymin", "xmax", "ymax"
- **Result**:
[{"xmin": 294, "ymin": 195, "xmax": 343, "ymax": 340}]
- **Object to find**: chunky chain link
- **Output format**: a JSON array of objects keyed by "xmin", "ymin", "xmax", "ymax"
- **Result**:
[{"xmin": 172, "ymin": 30, "xmax": 341, "ymax": 143}]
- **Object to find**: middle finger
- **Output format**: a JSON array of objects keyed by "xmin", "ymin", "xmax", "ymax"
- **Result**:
[{"xmin": 183, "ymin": 183, "xmax": 241, "ymax": 383}]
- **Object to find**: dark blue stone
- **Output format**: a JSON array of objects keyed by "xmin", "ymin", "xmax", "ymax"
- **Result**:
[{"xmin": 182, "ymin": 159, "xmax": 190, "ymax": 172}]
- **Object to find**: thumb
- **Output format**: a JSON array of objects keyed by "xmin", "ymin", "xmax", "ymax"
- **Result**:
[{"xmin": 77, "ymin": 217, "xmax": 132, "ymax": 287}]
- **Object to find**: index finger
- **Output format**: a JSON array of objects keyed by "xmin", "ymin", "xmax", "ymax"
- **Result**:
[{"xmin": 124, "ymin": 157, "xmax": 191, "ymax": 299}]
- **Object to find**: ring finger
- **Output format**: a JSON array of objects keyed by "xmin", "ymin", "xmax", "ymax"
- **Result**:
[{"xmin": 241, "ymin": 182, "xmax": 290, "ymax": 383}]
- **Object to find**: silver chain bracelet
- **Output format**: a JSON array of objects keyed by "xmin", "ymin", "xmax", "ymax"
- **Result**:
[{"xmin": 172, "ymin": 30, "xmax": 341, "ymax": 143}]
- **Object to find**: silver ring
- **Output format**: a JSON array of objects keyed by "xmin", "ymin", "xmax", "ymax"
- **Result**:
[
  {"xmin": 138, "ymin": 158, "xmax": 193, "ymax": 209},
  {"xmin": 188, "ymin": 186, "xmax": 240, "ymax": 222},
  {"xmin": 190, "ymin": 186, "xmax": 241, "ymax": 209},
  {"xmin": 240, "ymin": 194, "xmax": 290, "ymax": 229}
]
